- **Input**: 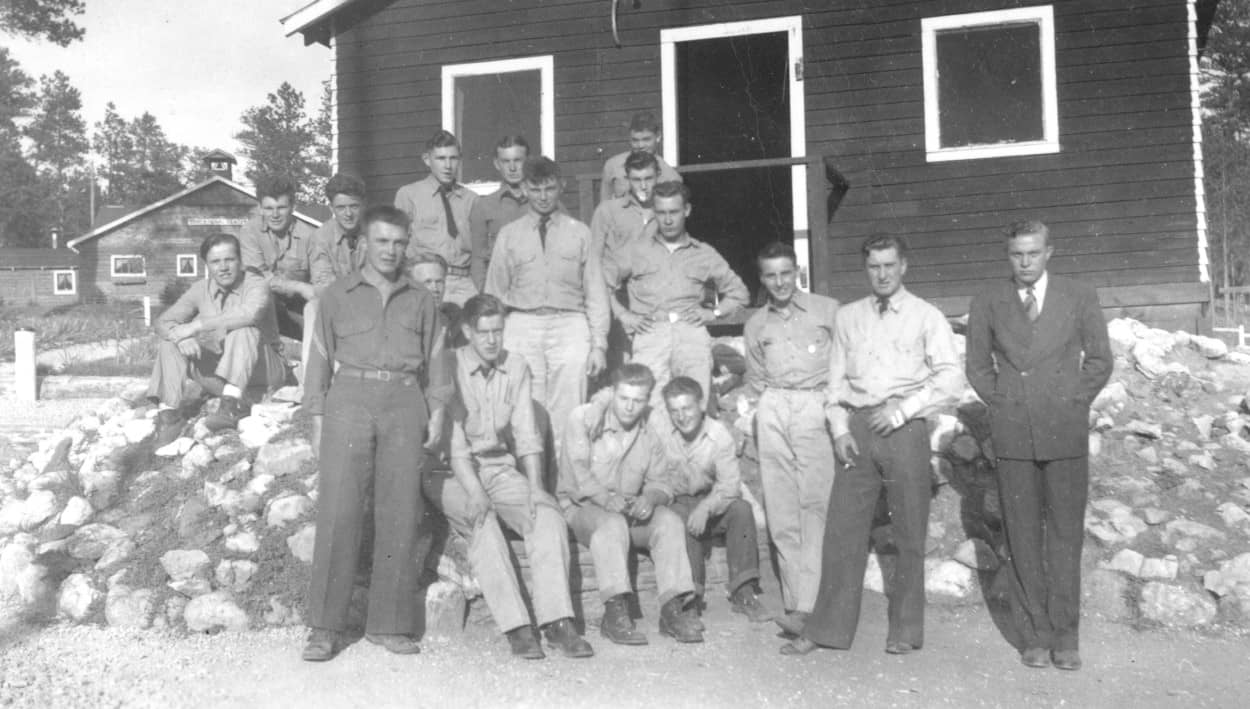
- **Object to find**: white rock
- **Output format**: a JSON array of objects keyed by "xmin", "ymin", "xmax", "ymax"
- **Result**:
[
  {"xmin": 1188, "ymin": 453, "xmax": 1216, "ymax": 471},
  {"xmin": 79, "ymin": 465, "xmax": 121, "ymax": 510},
  {"xmin": 1106, "ymin": 319, "xmax": 1138, "ymax": 357},
  {"xmin": 862, "ymin": 553, "xmax": 885, "ymax": 594},
  {"xmin": 1140, "ymin": 555, "xmax": 1180, "ymax": 581},
  {"xmin": 1136, "ymin": 446, "xmax": 1158, "ymax": 464},
  {"xmin": 1228, "ymin": 351, "xmax": 1250, "ymax": 365},
  {"xmin": 193, "ymin": 418, "xmax": 212, "ymax": 441},
  {"xmin": 1092, "ymin": 381, "xmax": 1128, "ymax": 412},
  {"xmin": 122, "ymin": 418, "xmax": 155, "ymax": 444},
  {"xmin": 0, "ymin": 536, "xmax": 37, "ymax": 599},
  {"xmin": 155, "ymin": 437, "xmax": 195, "ymax": 458},
  {"xmin": 254, "ymin": 439, "xmax": 316, "ymax": 478},
  {"xmin": 94, "ymin": 538, "xmax": 136, "ymax": 572},
  {"xmin": 169, "ymin": 578, "xmax": 213, "ymax": 597},
  {"xmin": 1125, "ymin": 420, "xmax": 1164, "ymax": 439},
  {"xmin": 224, "ymin": 530, "xmax": 260, "ymax": 554},
  {"xmin": 1164, "ymin": 519, "xmax": 1228, "ymax": 545},
  {"xmin": 925, "ymin": 559, "xmax": 975, "ymax": 597},
  {"xmin": 266, "ymin": 494, "xmax": 314, "ymax": 527},
  {"xmin": 1216, "ymin": 502, "xmax": 1250, "ymax": 529},
  {"xmin": 251, "ymin": 402, "xmax": 298, "ymax": 425},
  {"xmin": 184, "ymin": 591, "xmax": 249, "ymax": 632},
  {"xmin": 1203, "ymin": 553, "xmax": 1250, "ymax": 596},
  {"xmin": 181, "ymin": 444, "xmax": 215, "ymax": 474},
  {"xmin": 263, "ymin": 596, "xmax": 294, "ymax": 625},
  {"xmin": 77, "ymin": 415, "xmax": 102, "ymax": 433},
  {"xmin": 1103, "ymin": 549, "xmax": 1145, "ymax": 576},
  {"xmin": 165, "ymin": 595, "xmax": 188, "ymax": 624},
  {"xmin": 17, "ymin": 490, "xmax": 60, "ymax": 530},
  {"xmin": 1221, "ymin": 432, "xmax": 1250, "ymax": 454},
  {"xmin": 954, "ymin": 539, "xmax": 999, "ymax": 571},
  {"xmin": 287, "ymin": 524, "xmax": 316, "ymax": 563},
  {"xmin": 105, "ymin": 585, "xmax": 154, "ymax": 628},
  {"xmin": 159, "ymin": 549, "xmax": 211, "ymax": 582},
  {"xmin": 1088, "ymin": 433, "xmax": 1102, "ymax": 458},
  {"xmin": 1142, "ymin": 508, "xmax": 1171, "ymax": 525},
  {"xmin": 215, "ymin": 559, "xmax": 258, "ymax": 593},
  {"xmin": 1192, "ymin": 415, "xmax": 1215, "ymax": 440},
  {"xmin": 67, "ymin": 524, "xmax": 128, "ymax": 560},
  {"xmin": 928, "ymin": 414, "xmax": 964, "ymax": 453},
  {"xmin": 237, "ymin": 416, "xmax": 281, "ymax": 449},
  {"xmin": 245, "ymin": 474, "xmax": 275, "ymax": 498},
  {"xmin": 1190, "ymin": 334, "xmax": 1229, "ymax": 359},
  {"xmin": 1138, "ymin": 582, "xmax": 1217, "ymax": 626},
  {"xmin": 202, "ymin": 481, "xmax": 228, "ymax": 507},
  {"xmin": 14, "ymin": 560, "xmax": 55, "ymax": 616},
  {"xmin": 57, "ymin": 496, "xmax": 93, "ymax": 527},
  {"xmin": 270, "ymin": 385, "xmax": 302, "ymax": 403},
  {"xmin": 57, "ymin": 573, "xmax": 102, "ymax": 622}
]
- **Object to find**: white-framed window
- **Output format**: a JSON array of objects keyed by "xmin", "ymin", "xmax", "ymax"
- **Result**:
[
  {"xmin": 176, "ymin": 254, "xmax": 198, "ymax": 278},
  {"xmin": 52, "ymin": 269, "xmax": 76, "ymax": 295},
  {"xmin": 441, "ymin": 55, "xmax": 555, "ymax": 188},
  {"xmin": 110, "ymin": 254, "xmax": 146, "ymax": 278},
  {"xmin": 921, "ymin": 5, "xmax": 1059, "ymax": 162}
]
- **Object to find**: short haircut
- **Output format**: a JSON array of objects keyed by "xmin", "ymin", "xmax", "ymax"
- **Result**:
[
  {"xmin": 757, "ymin": 241, "xmax": 797, "ymax": 269},
  {"xmin": 629, "ymin": 111, "xmax": 662, "ymax": 134},
  {"xmin": 255, "ymin": 175, "xmax": 296, "ymax": 203},
  {"xmin": 661, "ymin": 376, "xmax": 703, "ymax": 403},
  {"xmin": 523, "ymin": 155, "xmax": 561, "ymax": 183},
  {"xmin": 653, "ymin": 180, "xmax": 690, "ymax": 204},
  {"xmin": 1005, "ymin": 220, "xmax": 1049, "ymax": 243},
  {"xmin": 861, "ymin": 233, "xmax": 909, "ymax": 261},
  {"xmin": 200, "ymin": 233, "xmax": 240, "ymax": 261},
  {"xmin": 325, "ymin": 172, "xmax": 366, "ymax": 202},
  {"xmin": 461, "ymin": 293, "xmax": 507, "ymax": 329},
  {"xmin": 611, "ymin": 362, "xmax": 656, "ymax": 392},
  {"xmin": 425, "ymin": 130, "xmax": 460, "ymax": 153},
  {"xmin": 624, "ymin": 150, "xmax": 659, "ymax": 175},
  {"xmin": 409, "ymin": 252, "xmax": 448, "ymax": 275},
  {"xmin": 362, "ymin": 204, "xmax": 411, "ymax": 233},
  {"xmin": 496, "ymin": 135, "xmax": 530, "ymax": 153}
]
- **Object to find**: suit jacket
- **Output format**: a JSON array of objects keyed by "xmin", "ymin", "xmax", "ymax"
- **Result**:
[{"xmin": 965, "ymin": 274, "xmax": 1112, "ymax": 461}]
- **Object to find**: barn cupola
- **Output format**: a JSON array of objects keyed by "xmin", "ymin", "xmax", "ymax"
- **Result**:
[{"xmin": 202, "ymin": 149, "xmax": 238, "ymax": 181}]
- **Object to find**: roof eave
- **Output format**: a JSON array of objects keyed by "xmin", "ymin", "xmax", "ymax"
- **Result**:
[{"xmin": 280, "ymin": 0, "xmax": 358, "ymax": 45}]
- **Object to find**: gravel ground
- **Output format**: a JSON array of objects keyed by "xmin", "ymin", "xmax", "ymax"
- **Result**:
[{"xmin": 2, "ymin": 594, "xmax": 1246, "ymax": 709}]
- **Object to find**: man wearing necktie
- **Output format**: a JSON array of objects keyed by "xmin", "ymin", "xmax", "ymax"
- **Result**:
[
  {"xmin": 965, "ymin": 220, "xmax": 1112, "ymax": 672},
  {"xmin": 782, "ymin": 234, "xmax": 960, "ymax": 657},
  {"xmin": 394, "ymin": 130, "xmax": 479, "ymax": 305},
  {"xmin": 469, "ymin": 135, "xmax": 533, "ymax": 281}
]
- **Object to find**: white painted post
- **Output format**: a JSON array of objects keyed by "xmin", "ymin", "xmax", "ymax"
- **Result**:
[
  {"xmin": 14, "ymin": 327, "xmax": 37, "ymax": 402},
  {"xmin": 143, "ymin": 296, "xmax": 152, "ymax": 327}
]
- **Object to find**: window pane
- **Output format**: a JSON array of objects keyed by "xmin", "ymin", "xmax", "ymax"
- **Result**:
[
  {"xmin": 114, "ymin": 256, "xmax": 144, "ymax": 275},
  {"xmin": 454, "ymin": 70, "xmax": 541, "ymax": 183},
  {"xmin": 936, "ymin": 23, "xmax": 1043, "ymax": 148}
]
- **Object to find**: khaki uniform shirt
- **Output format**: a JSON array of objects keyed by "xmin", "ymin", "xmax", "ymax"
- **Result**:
[
  {"xmin": 559, "ymin": 390, "xmax": 674, "ymax": 508},
  {"xmin": 393, "ymin": 175, "xmax": 477, "ymax": 272},
  {"xmin": 155, "ymin": 271, "xmax": 280, "ymax": 346},
  {"xmin": 599, "ymin": 151, "xmax": 682, "ymax": 203},
  {"xmin": 237, "ymin": 214, "xmax": 317, "ymax": 289},
  {"xmin": 590, "ymin": 194, "xmax": 656, "ymax": 259},
  {"xmin": 604, "ymin": 233, "xmax": 749, "ymax": 321},
  {"xmin": 653, "ymin": 416, "xmax": 741, "ymax": 515},
  {"xmin": 308, "ymin": 218, "xmax": 365, "ymax": 293},
  {"xmin": 744, "ymin": 292, "xmax": 841, "ymax": 398},
  {"xmin": 449, "ymin": 347, "xmax": 544, "ymax": 464},
  {"xmin": 469, "ymin": 186, "xmax": 528, "ymax": 276}
]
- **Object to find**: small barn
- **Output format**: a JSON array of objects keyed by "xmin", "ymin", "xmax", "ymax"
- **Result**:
[
  {"xmin": 0, "ymin": 248, "xmax": 80, "ymax": 307},
  {"xmin": 283, "ymin": 0, "xmax": 1218, "ymax": 330},
  {"xmin": 67, "ymin": 155, "xmax": 321, "ymax": 304}
]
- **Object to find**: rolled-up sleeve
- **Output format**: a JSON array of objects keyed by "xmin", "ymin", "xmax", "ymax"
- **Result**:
[
  {"xmin": 896, "ymin": 308, "xmax": 963, "ymax": 421},
  {"xmin": 559, "ymin": 407, "xmax": 610, "ymax": 506}
]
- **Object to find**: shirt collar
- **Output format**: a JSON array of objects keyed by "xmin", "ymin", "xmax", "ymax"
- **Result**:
[
  {"xmin": 345, "ymin": 268, "xmax": 415, "ymax": 293},
  {"xmin": 208, "ymin": 276, "xmax": 239, "ymax": 300},
  {"xmin": 498, "ymin": 186, "xmax": 527, "ymax": 204},
  {"xmin": 767, "ymin": 291, "xmax": 810, "ymax": 314},
  {"xmin": 1017, "ymin": 270, "xmax": 1049, "ymax": 298},
  {"xmin": 876, "ymin": 286, "xmax": 911, "ymax": 314},
  {"xmin": 459, "ymin": 345, "xmax": 510, "ymax": 376},
  {"xmin": 424, "ymin": 175, "xmax": 460, "ymax": 196},
  {"xmin": 650, "ymin": 232, "xmax": 693, "ymax": 250}
]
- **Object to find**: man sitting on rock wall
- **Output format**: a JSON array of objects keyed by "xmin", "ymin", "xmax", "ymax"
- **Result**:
[
  {"xmin": 149, "ymin": 233, "xmax": 287, "ymax": 446},
  {"xmin": 423, "ymin": 294, "xmax": 593, "ymax": 660}
]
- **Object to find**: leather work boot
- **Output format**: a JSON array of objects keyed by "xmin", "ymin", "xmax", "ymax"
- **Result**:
[
  {"xmin": 543, "ymin": 618, "xmax": 594, "ymax": 658},
  {"xmin": 506, "ymin": 625, "xmax": 545, "ymax": 659},
  {"xmin": 204, "ymin": 396, "xmax": 249, "ymax": 432},
  {"xmin": 365, "ymin": 633, "xmax": 421, "ymax": 655},
  {"xmin": 301, "ymin": 628, "xmax": 342, "ymax": 662},
  {"xmin": 599, "ymin": 594, "xmax": 647, "ymax": 645},
  {"xmin": 658, "ymin": 596, "xmax": 704, "ymax": 643},
  {"xmin": 153, "ymin": 409, "xmax": 187, "ymax": 448},
  {"xmin": 730, "ymin": 583, "xmax": 774, "ymax": 623}
]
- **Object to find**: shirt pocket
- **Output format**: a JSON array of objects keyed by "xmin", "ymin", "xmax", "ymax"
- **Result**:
[{"xmin": 335, "ymin": 316, "xmax": 374, "ymax": 348}]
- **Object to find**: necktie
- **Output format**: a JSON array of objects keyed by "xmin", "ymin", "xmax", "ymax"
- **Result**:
[
  {"xmin": 538, "ymin": 214, "xmax": 551, "ymax": 250},
  {"xmin": 877, "ymin": 295, "xmax": 890, "ymax": 315},
  {"xmin": 215, "ymin": 288, "xmax": 229, "ymax": 312},
  {"xmin": 439, "ymin": 183, "xmax": 459, "ymax": 239},
  {"xmin": 1024, "ymin": 286, "xmax": 1039, "ymax": 322}
]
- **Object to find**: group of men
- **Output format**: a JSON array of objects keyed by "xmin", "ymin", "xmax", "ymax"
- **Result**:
[{"xmin": 146, "ymin": 110, "xmax": 1112, "ymax": 673}]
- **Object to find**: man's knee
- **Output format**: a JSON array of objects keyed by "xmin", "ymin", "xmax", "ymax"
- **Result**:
[
  {"xmin": 588, "ymin": 511, "xmax": 629, "ymax": 552},
  {"xmin": 222, "ymin": 326, "xmax": 261, "ymax": 349},
  {"xmin": 651, "ymin": 506, "xmax": 685, "ymax": 539}
]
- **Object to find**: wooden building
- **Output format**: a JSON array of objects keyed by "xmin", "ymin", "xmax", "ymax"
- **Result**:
[
  {"xmin": 283, "ymin": 0, "xmax": 1218, "ymax": 329},
  {"xmin": 0, "ymin": 248, "xmax": 80, "ymax": 307},
  {"xmin": 66, "ymin": 171, "xmax": 320, "ymax": 304}
]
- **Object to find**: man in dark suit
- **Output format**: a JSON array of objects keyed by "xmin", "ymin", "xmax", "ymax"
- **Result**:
[{"xmin": 965, "ymin": 220, "xmax": 1112, "ymax": 672}]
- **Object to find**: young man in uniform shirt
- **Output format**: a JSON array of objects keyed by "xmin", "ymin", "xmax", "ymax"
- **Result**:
[
  {"xmin": 394, "ymin": 130, "xmax": 479, "ymax": 305},
  {"xmin": 423, "ymin": 294, "xmax": 594, "ymax": 660},
  {"xmin": 743, "ymin": 242, "xmax": 840, "ymax": 635},
  {"xmin": 591, "ymin": 150, "xmax": 661, "ymax": 258},
  {"xmin": 238, "ymin": 175, "xmax": 317, "ymax": 344},
  {"xmin": 657, "ymin": 376, "xmax": 771, "ymax": 623},
  {"xmin": 782, "ymin": 234, "xmax": 961, "ymax": 657},
  {"xmin": 469, "ymin": 135, "xmax": 531, "ymax": 278},
  {"xmin": 599, "ymin": 111, "xmax": 681, "ymax": 203},
  {"xmin": 301, "ymin": 205, "xmax": 451, "ymax": 662},
  {"xmin": 603, "ymin": 181, "xmax": 749, "ymax": 406},
  {"xmin": 304, "ymin": 172, "xmax": 368, "ymax": 378}
]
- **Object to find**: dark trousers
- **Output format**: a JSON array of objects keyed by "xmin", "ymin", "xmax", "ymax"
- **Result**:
[
  {"xmin": 307, "ymin": 376, "xmax": 428, "ymax": 634},
  {"xmin": 804, "ymin": 414, "xmax": 930, "ymax": 649},
  {"xmin": 669, "ymin": 495, "xmax": 761, "ymax": 597},
  {"xmin": 996, "ymin": 456, "xmax": 1089, "ymax": 652},
  {"xmin": 275, "ymin": 293, "xmax": 306, "ymax": 342}
]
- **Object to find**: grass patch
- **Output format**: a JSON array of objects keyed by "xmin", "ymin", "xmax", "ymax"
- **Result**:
[
  {"xmin": 1, "ymin": 301, "xmax": 148, "ymax": 361},
  {"xmin": 42, "ymin": 335, "xmax": 159, "ymax": 377}
]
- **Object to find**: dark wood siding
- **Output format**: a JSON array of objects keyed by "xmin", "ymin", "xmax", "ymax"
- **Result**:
[
  {"xmin": 0, "ymin": 269, "xmax": 80, "ymax": 306},
  {"xmin": 332, "ymin": 0, "xmax": 1202, "ymax": 312}
]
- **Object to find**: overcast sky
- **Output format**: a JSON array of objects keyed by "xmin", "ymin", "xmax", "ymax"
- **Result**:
[{"xmin": 6, "ymin": 0, "xmax": 331, "ymax": 157}]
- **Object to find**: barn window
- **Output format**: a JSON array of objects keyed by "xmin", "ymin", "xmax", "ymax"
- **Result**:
[
  {"xmin": 176, "ymin": 254, "xmax": 198, "ymax": 278},
  {"xmin": 442, "ymin": 56, "xmax": 554, "ymax": 187},
  {"xmin": 110, "ymin": 255, "xmax": 146, "ymax": 278},
  {"xmin": 52, "ymin": 270, "xmax": 76, "ymax": 295},
  {"xmin": 921, "ymin": 5, "xmax": 1058, "ymax": 162}
]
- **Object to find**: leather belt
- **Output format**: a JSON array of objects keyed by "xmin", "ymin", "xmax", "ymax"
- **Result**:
[
  {"xmin": 768, "ymin": 384, "xmax": 825, "ymax": 393},
  {"xmin": 514, "ymin": 307, "xmax": 577, "ymax": 316},
  {"xmin": 446, "ymin": 264, "xmax": 470, "ymax": 277},
  {"xmin": 336, "ymin": 365, "xmax": 420, "ymax": 386}
]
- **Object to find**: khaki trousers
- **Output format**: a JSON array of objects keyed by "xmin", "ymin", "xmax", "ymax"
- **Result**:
[
  {"xmin": 565, "ymin": 503, "xmax": 695, "ymax": 606},
  {"xmin": 424, "ymin": 463, "xmax": 575, "ymax": 632},
  {"xmin": 146, "ymin": 326, "xmax": 285, "ymax": 409},
  {"xmin": 503, "ymin": 311, "xmax": 590, "ymax": 467},
  {"xmin": 443, "ymin": 273, "xmax": 479, "ymax": 307},
  {"xmin": 630, "ymin": 321, "xmax": 712, "ymax": 407},
  {"xmin": 756, "ymin": 388, "xmax": 837, "ymax": 613}
]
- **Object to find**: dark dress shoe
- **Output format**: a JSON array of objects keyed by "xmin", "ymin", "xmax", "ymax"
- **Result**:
[
  {"xmin": 885, "ymin": 641, "xmax": 919, "ymax": 655},
  {"xmin": 543, "ymin": 618, "xmax": 594, "ymax": 658},
  {"xmin": 658, "ymin": 596, "xmax": 704, "ymax": 643},
  {"xmin": 301, "ymin": 628, "xmax": 341, "ymax": 662},
  {"xmin": 600, "ymin": 594, "xmax": 648, "ymax": 645},
  {"xmin": 780, "ymin": 637, "xmax": 819, "ymax": 656},
  {"xmin": 365, "ymin": 633, "xmax": 421, "ymax": 655},
  {"xmin": 775, "ymin": 611, "xmax": 809, "ymax": 637},
  {"xmin": 1020, "ymin": 647, "xmax": 1051, "ymax": 668},
  {"xmin": 506, "ymin": 626, "xmax": 545, "ymax": 659},
  {"xmin": 1052, "ymin": 650, "xmax": 1082, "ymax": 671},
  {"xmin": 205, "ymin": 396, "xmax": 249, "ymax": 432},
  {"xmin": 730, "ymin": 584, "xmax": 774, "ymax": 623},
  {"xmin": 153, "ymin": 409, "xmax": 187, "ymax": 448}
]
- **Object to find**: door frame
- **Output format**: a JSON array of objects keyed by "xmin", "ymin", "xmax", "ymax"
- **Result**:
[{"xmin": 659, "ymin": 16, "xmax": 810, "ymax": 285}]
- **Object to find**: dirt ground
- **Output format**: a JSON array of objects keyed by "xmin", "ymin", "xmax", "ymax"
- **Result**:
[{"xmin": 2, "ymin": 591, "xmax": 1246, "ymax": 709}]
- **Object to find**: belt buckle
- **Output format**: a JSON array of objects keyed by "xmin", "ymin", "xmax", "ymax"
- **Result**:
[{"xmin": 376, "ymin": 370, "xmax": 392, "ymax": 382}]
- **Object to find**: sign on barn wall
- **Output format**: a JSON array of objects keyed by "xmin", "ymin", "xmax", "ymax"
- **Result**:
[{"xmin": 185, "ymin": 217, "xmax": 248, "ymax": 227}]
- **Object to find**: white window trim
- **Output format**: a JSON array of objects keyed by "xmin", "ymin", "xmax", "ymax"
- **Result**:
[
  {"xmin": 52, "ymin": 269, "xmax": 76, "ymax": 295},
  {"xmin": 921, "ymin": 5, "xmax": 1059, "ymax": 162},
  {"xmin": 176, "ymin": 254, "xmax": 198, "ymax": 278},
  {"xmin": 441, "ymin": 55, "xmax": 555, "ymax": 185},
  {"xmin": 110, "ymin": 254, "xmax": 146, "ymax": 278}
]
